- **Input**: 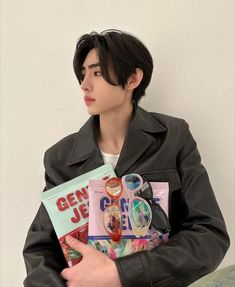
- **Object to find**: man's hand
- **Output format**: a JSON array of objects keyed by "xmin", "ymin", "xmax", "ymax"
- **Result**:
[{"xmin": 61, "ymin": 235, "xmax": 122, "ymax": 287}]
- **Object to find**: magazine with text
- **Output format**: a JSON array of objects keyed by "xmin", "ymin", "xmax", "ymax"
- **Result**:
[
  {"xmin": 88, "ymin": 179, "xmax": 169, "ymax": 259},
  {"xmin": 41, "ymin": 164, "xmax": 116, "ymax": 267}
]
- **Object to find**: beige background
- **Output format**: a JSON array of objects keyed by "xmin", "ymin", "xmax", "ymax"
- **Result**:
[{"xmin": 0, "ymin": 0, "xmax": 234, "ymax": 286}]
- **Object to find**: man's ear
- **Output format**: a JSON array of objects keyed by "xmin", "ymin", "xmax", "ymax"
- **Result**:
[{"xmin": 126, "ymin": 68, "xmax": 143, "ymax": 91}]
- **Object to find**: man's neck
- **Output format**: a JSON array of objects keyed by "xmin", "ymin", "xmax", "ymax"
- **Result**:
[{"xmin": 98, "ymin": 105, "xmax": 133, "ymax": 154}]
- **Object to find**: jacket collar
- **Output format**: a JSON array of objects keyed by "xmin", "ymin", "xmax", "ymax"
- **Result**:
[{"xmin": 67, "ymin": 106, "xmax": 167, "ymax": 176}]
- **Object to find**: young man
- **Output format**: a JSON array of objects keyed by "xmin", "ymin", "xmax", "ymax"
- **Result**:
[{"xmin": 23, "ymin": 30, "xmax": 230, "ymax": 287}]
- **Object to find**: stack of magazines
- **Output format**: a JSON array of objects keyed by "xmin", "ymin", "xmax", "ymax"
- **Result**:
[{"xmin": 41, "ymin": 164, "xmax": 169, "ymax": 267}]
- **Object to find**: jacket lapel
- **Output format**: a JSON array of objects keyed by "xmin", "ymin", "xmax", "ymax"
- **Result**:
[
  {"xmin": 67, "ymin": 116, "xmax": 104, "ymax": 173},
  {"xmin": 67, "ymin": 106, "xmax": 167, "ymax": 176},
  {"xmin": 115, "ymin": 106, "xmax": 167, "ymax": 176}
]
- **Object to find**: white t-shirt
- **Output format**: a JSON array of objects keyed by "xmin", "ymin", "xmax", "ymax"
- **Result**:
[{"xmin": 100, "ymin": 150, "xmax": 120, "ymax": 169}]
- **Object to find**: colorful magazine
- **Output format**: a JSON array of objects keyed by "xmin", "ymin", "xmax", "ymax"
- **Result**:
[
  {"xmin": 41, "ymin": 164, "xmax": 116, "ymax": 267},
  {"xmin": 88, "ymin": 179, "xmax": 169, "ymax": 259}
]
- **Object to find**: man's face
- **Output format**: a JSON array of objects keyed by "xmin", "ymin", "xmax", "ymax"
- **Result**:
[{"xmin": 80, "ymin": 49, "xmax": 132, "ymax": 116}]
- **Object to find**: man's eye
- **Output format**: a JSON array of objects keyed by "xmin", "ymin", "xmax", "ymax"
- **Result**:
[{"xmin": 94, "ymin": 71, "xmax": 102, "ymax": 76}]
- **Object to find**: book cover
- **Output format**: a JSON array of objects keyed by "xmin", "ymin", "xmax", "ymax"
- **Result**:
[
  {"xmin": 88, "ymin": 179, "xmax": 169, "ymax": 259},
  {"xmin": 41, "ymin": 164, "xmax": 116, "ymax": 267}
]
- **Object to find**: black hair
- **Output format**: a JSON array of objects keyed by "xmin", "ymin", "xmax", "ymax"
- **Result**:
[{"xmin": 73, "ymin": 29, "xmax": 153, "ymax": 105}]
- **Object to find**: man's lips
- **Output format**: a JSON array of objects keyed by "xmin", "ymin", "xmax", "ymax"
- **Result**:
[{"xmin": 84, "ymin": 96, "xmax": 96, "ymax": 105}]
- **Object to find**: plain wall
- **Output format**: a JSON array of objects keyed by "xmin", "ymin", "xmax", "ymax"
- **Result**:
[{"xmin": 0, "ymin": 1, "xmax": 234, "ymax": 286}]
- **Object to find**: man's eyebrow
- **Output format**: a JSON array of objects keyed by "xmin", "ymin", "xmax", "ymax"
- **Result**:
[{"xmin": 81, "ymin": 63, "xmax": 100, "ymax": 70}]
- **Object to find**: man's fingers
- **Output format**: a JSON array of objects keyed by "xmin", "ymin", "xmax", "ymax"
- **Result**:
[
  {"xmin": 65, "ymin": 235, "xmax": 89, "ymax": 256},
  {"xmin": 61, "ymin": 267, "xmax": 70, "ymax": 280}
]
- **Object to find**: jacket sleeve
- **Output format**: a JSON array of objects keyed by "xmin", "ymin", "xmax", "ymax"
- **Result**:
[
  {"xmin": 114, "ymin": 120, "xmax": 230, "ymax": 287},
  {"xmin": 23, "ymin": 158, "xmax": 67, "ymax": 286}
]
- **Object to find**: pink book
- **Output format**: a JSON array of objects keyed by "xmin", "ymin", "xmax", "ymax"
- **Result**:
[{"xmin": 88, "ymin": 179, "xmax": 169, "ymax": 259}]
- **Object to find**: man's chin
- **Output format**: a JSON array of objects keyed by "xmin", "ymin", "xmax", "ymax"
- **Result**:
[{"xmin": 86, "ymin": 109, "xmax": 99, "ymax": 116}]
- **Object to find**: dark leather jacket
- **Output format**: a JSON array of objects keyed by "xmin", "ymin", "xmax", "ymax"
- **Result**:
[{"xmin": 23, "ymin": 106, "xmax": 230, "ymax": 287}]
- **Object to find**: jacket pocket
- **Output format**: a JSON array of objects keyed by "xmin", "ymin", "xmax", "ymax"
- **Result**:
[{"xmin": 140, "ymin": 169, "xmax": 182, "ymax": 192}]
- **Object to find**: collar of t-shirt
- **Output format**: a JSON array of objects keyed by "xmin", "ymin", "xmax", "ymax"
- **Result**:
[{"xmin": 100, "ymin": 150, "xmax": 120, "ymax": 169}]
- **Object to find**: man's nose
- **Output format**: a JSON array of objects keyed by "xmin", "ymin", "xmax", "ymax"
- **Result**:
[{"xmin": 81, "ymin": 74, "xmax": 92, "ymax": 91}]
